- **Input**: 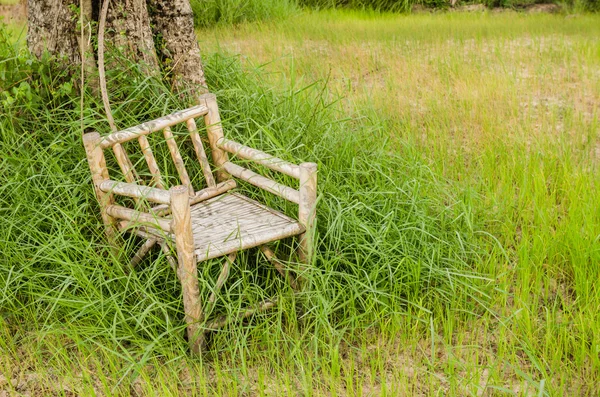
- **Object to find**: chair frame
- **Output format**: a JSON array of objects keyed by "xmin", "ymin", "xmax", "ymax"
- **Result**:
[{"xmin": 83, "ymin": 93, "xmax": 317, "ymax": 354}]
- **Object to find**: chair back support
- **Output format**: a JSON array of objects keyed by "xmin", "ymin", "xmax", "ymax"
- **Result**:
[{"xmin": 94, "ymin": 94, "xmax": 227, "ymax": 200}]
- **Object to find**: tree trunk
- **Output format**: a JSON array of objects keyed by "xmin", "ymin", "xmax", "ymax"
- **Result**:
[
  {"xmin": 148, "ymin": 0, "xmax": 207, "ymax": 93},
  {"xmin": 27, "ymin": 0, "xmax": 207, "ymax": 93},
  {"xmin": 27, "ymin": 0, "xmax": 81, "ymax": 63},
  {"xmin": 105, "ymin": 0, "xmax": 158, "ymax": 69}
]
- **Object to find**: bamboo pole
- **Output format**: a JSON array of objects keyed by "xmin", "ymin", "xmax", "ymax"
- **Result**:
[
  {"xmin": 217, "ymin": 138, "xmax": 301, "ymax": 179},
  {"xmin": 170, "ymin": 185, "xmax": 203, "ymax": 354},
  {"xmin": 138, "ymin": 135, "xmax": 165, "ymax": 189},
  {"xmin": 99, "ymin": 105, "xmax": 209, "ymax": 149},
  {"xmin": 200, "ymin": 93, "xmax": 230, "ymax": 182},
  {"xmin": 298, "ymin": 162, "xmax": 318, "ymax": 267},
  {"xmin": 99, "ymin": 180, "xmax": 171, "ymax": 204},
  {"xmin": 163, "ymin": 126, "xmax": 193, "ymax": 195},
  {"xmin": 130, "ymin": 238, "xmax": 157, "ymax": 267},
  {"xmin": 203, "ymin": 253, "xmax": 236, "ymax": 324},
  {"xmin": 187, "ymin": 118, "xmax": 217, "ymax": 188},
  {"xmin": 105, "ymin": 205, "xmax": 172, "ymax": 232},
  {"xmin": 260, "ymin": 245, "xmax": 298, "ymax": 291},
  {"xmin": 151, "ymin": 180, "xmax": 236, "ymax": 216},
  {"xmin": 223, "ymin": 162, "xmax": 300, "ymax": 204},
  {"xmin": 83, "ymin": 132, "xmax": 116, "ymax": 242},
  {"xmin": 205, "ymin": 298, "xmax": 278, "ymax": 330}
]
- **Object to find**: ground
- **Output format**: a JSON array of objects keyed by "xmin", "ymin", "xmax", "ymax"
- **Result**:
[{"xmin": 1, "ymin": 9, "xmax": 599, "ymax": 397}]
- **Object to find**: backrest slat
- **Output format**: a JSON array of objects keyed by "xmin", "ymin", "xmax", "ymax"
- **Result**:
[
  {"xmin": 186, "ymin": 118, "xmax": 216, "ymax": 188},
  {"xmin": 138, "ymin": 135, "xmax": 165, "ymax": 189},
  {"xmin": 112, "ymin": 143, "xmax": 139, "ymax": 185},
  {"xmin": 163, "ymin": 126, "xmax": 194, "ymax": 196}
]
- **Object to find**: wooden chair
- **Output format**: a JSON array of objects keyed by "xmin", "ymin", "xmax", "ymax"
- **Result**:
[{"xmin": 83, "ymin": 93, "xmax": 317, "ymax": 354}]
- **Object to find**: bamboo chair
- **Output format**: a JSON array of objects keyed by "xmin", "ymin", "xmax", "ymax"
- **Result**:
[{"xmin": 83, "ymin": 93, "xmax": 317, "ymax": 354}]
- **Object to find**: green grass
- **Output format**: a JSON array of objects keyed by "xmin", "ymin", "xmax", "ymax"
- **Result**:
[
  {"xmin": 190, "ymin": 0, "xmax": 298, "ymax": 27},
  {"xmin": 2, "ymin": 10, "xmax": 600, "ymax": 396}
]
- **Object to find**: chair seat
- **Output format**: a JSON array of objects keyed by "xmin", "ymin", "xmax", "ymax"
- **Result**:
[{"xmin": 190, "ymin": 193, "xmax": 305, "ymax": 261}]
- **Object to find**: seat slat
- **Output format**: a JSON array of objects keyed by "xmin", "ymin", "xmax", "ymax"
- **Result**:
[
  {"xmin": 151, "ymin": 180, "xmax": 237, "ymax": 216},
  {"xmin": 163, "ymin": 126, "xmax": 194, "ymax": 196},
  {"xmin": 196, "ymin": 223, "xmax": 303, "ymax": 262},
  {"xmin": 189, "ymin": 193, "xmax": 304, "ymax": 262}
]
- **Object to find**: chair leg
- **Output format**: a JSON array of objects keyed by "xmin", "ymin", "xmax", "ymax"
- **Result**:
[
  {"xmin": 160, "ymin": 241, "xmax": 179, "ymax": 274},
  {"xmin": 130, "ymin": 238, "xmax": 157, "ymax": 268},
  {"xmin": 171, "ymin": 186, "xmax": 203, "ymax": 355},
  {"xmin": 298, "ymin": 162, "xmax": 318, "ymax": 288},
  {"xmin": 205, "ymin": 253, "xmax": 236, "ymax": 315},
  {"xmin": 206, "ymin": 298, "xmax": 278, "ymax": 330},
  {"xmin": 194, "ymin": 252, "xmax": 237, "ymax": 349},
  {"xmin": 260, "ymin": 245, "xmax": 298, "ymax": 291}
]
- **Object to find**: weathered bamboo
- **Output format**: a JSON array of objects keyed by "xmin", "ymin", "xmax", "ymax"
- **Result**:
[
  {"xmin": 99, "ymin": 180, "xmax": 171, "ymax": 204},
  {"xmin": 117, "ymin": 221, "xmax": 163, "ymax": 237},
  {"xmin": 112, "ymin": 143, "xmax": 139, "ymax": 184},
  {"xmin": 106, "ymin": 205, "xmax": 172, "ymax": 232},
  {"xmin": 160, "ymin": 241, "xmax": 178, "ymax": 274},
  {"xmin": 200, "ymin": 93, "xmax": 230, "ymax": 182},
  {"xmin": 260, "ymin": 245, "xmax": 298, "ymax": 291},
  {"xmin": 163, "ymin": 127, "xmax": 193, "ymax": 196},
  {"xmin": 151, "ymin": 180, "xmax": 236, "ymax": 216},
  {"xmin": 217, "ymin": 138, "xmax": 300, "ymax": 179},
  {"xmin": 83, "ymin": 132, "xmax": 116, "ymax": 241},
  {"xmin": 298, "ymin": 162, "xmax": 318, "ymax": 265},
  {"xmin": 194, "ymin": 222, "xmax": 304, "ymax": 262},
  {"xmin": 86, "ymin": 95, "xmax": 319, "ymax": 354},
  {"xmin": 203, "ymin": 253, "xmax": 236, "ymax": 321},
  {"xmin": 205, "ymin": 298, "xmax": 278, "ymax": 330},
  {"xmin": 127, "ymin": 230, "xmax": 178, "ymax": 274},
  {"xmin": 223, "ymin": 162, "xmax": 300, "ymax": 204},
  {"xmin": 187, "ymin": 118, "xmax": 216, "ymax": 188},
  {"xmin": 189, "ymin": 179, "xmax": 236, "ymax": 205},
  {"xmin": 131, "ymin": 238, "xmax": 157, "ymax": 267},
  {"xmin": 100, "ymin": 105, "xmax": 209, "ymax": 149},
  {"xmin": 138, "ymin": 135, "xmax": 165, "ymax": 189},
  {"xmin": 170, "ymin": 185, "xmax": 203, "ymax": 355}
]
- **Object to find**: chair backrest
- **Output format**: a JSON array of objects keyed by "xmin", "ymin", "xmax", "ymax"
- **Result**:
[{"xmin": 97, "ymin": 95, "xmax": 224, "ymax": 198}]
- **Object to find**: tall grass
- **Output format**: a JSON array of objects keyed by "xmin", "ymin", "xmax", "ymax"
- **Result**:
[
  {"xmin": 195, "ymin": 10, "xmax": 600, "ymax": 394},
  {"xmin": 3, "ymin": 9, "xmax": 599, "ymax": 395},
  {"xmin": 190, "ymin": 0, "xmax": 297, "ymax": 28},
  {"xmin": 0, "ymin": 19, "xmax": 485, "ymax": 364},
  {"xmin": 298, "ymin": 0, "xmax": 414, "ymax": 12},
  {"xmin": 186, "ymin": 0, "xmax": 599, "ymax": 29}
]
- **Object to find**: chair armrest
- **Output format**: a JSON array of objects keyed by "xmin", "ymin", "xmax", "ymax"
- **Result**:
[
  {"xmin": 217, "ymin": 138, "xmax": 300, "ymax": 179},
  {"xmin": 99, "ymin": 180, "xmax": 171, "ymax": 204},
  {"xmin": 223, "ymin": 162, "xmax": 300, "ymax": 204}
]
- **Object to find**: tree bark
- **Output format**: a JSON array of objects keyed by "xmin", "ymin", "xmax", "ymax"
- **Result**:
[
  {"xmin": 27, "ymin": 0, "xmax": 207, "ymax": 93},
  {"xmin": 104, "ymin": 0, "xmax": 158, "ymax": 69},
  {"xmin": 27, "ymin": 0, "xmax": 81, "ymax": 63},
  {"xmin": 148, "ymin": 0, "xmax": 208, "ymax": 93}
]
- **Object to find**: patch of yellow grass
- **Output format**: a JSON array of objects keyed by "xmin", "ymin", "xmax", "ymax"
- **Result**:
[{"xmin": 198, "ymin": 12, "xmax": 600, "ymax": 167}]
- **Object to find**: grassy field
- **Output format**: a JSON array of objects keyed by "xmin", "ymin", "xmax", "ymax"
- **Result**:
[
  {"xmin": 196, "ymin": 11, "xmax": 600, "ymax": 395},
  {"xmin": 1, "ymin": 10, "xmax": 599, "ymax": 396}
]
